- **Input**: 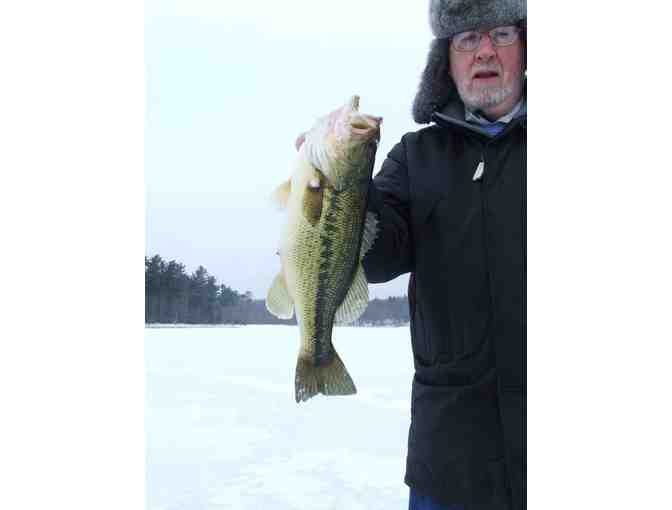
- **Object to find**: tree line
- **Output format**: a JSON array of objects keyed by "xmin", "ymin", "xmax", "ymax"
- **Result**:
[{"xmin": 145, "ymin": 254, "xmax": 409, "ymax": 325}]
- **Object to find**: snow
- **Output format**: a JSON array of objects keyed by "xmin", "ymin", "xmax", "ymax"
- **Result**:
[{"xmin": 146, "ymin": 325, "xmax": 415, "ymax": 509}]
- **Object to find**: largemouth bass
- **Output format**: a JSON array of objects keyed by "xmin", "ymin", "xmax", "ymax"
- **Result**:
[{"xmin": 266, "ymin": 95, "xmax": 381, "ymax": 403}]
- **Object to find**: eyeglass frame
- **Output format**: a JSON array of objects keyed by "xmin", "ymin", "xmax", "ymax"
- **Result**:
[{"xmin": 450, "ymin": 25, "xmax": 523, "ymax": 53}]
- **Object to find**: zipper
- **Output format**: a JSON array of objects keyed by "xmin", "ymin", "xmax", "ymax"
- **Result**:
[{"xmin": 478, "ymin": 145, "xmax": 498, "ymax": 360}]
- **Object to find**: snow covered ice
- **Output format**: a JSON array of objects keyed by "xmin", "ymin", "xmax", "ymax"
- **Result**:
[{"xmin": 146, "ymin": 325, "xmax": 415, "ymax": 509}]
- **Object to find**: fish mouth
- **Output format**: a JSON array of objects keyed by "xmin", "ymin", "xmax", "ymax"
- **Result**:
[
  {"xmin": 351, "ymin": 116, "xmax": 378, "ymax": 130},
  {"xmin": 342, "ymin": 95, "xmax": 382, "ymax": 139},
  {"xmin": 349, "ymin": 115, "xmax": 382, "ymax": 139}
]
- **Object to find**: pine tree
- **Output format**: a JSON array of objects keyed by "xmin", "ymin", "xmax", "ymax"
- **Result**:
[
  {"xmin": 145, "ymin": 255, "xmax": 165, "ymax": 323},
  {"xmin": 163, "ymin": 260, "xmax": 184, "ymax": 323},
  {"xmin": 188, "ymin": 266, "xmax": 209, "ymax": 323}
]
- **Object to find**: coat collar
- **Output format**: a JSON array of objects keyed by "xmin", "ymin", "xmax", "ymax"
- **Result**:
[
  {"xmin": 465, "ymin": 98, "xmax": 525, "ymax": 125},
  {"xmin": 431, "ymin": 101, "xmax": 526, "ymax": 139},
  {"xmin": 431, "ymin": 82, "xmax": 527, "ymax": 139}
]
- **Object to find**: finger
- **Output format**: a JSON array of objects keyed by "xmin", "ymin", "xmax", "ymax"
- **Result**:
[{"xmin": 295, "ymin": 132, "xmax": 306, "ymax": 151}]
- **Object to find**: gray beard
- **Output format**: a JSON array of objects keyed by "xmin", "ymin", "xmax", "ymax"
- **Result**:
[{"xmin": 459, "ymin": 83, "xmax": 514, "ymax": 111}]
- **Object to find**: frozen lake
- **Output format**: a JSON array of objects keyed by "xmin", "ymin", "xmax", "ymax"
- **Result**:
[{"xmin": 146, "ymin": 325, "xmax": 415, "ymax": 510}]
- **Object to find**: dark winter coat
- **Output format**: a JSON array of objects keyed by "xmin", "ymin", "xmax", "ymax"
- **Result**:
[{"xmin": 362, "ymin": 101, "xmax": 526, "ymax": 510}]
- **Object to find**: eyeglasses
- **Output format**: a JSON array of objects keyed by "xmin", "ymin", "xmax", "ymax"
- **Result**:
[{"xmin": 451, "ymin": 25, "xmax": 521, "ymax": 52}]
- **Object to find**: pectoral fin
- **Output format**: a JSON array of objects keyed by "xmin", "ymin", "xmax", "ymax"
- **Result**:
[
  {"xmin": 271, "ymin": 179, "xmax": 292, "ymax": 209},
  {"xmin": 266, "ymin": 272, "xmax": 294, "ymax": 319},
  {"xmin": 302, "ymin": 169, "xmax": 325, "ymax": 226},
  {"xmin": 334, "ymin": 263, "xmax": 369, "ymax": 325}
]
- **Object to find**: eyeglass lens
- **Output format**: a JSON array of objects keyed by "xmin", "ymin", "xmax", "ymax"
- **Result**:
[{"xmin": 453, "ymin": 26, "xmax": 518, "ymax": 51}]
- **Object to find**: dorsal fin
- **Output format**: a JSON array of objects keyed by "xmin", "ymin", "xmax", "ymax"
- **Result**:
[{"xmin": 359, "ymin": 211, "xmax": 378, "ymax": 260}]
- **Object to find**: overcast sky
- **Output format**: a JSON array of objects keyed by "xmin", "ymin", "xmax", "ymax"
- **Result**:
[{"xmin": 145, "ymin": 1, "xmax": 433, "ymax": 299}]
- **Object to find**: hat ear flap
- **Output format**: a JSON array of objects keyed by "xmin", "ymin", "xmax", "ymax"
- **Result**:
[{"xmin": 412, "ymin": 38, "xmax": 456, "ymax": 124}]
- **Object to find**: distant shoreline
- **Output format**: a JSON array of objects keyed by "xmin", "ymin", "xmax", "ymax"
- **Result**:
[
  {"xmin": 145, "ymin": 323, "xmax": 243, "ymax": 329},
  {"xmin": 145, "ymin": 323, "xmax": 409, "ymax": 329}
]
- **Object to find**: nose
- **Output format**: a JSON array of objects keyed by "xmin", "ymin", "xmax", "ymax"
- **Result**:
[{"xmin": 474, "ymin": 34, "xmax": 496, "ymax": 62}]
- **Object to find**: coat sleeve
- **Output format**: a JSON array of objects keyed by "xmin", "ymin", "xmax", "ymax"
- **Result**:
[{"xmin": 362, "ymin": 138, "xmax": 414, "ymax": 283}]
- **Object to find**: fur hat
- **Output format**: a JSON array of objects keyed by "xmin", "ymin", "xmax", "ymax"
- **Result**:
[
  {"xmin": 412, "ymin": 0, "xmax": 526, "ymax": 124},
  {"xmin": 430, "ymin": 0, "xmax": 526, "ymax": 39}
]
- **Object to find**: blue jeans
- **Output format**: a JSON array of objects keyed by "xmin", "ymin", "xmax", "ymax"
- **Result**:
[{"xmin": 408, "ymin": 488, "xmax": 465, "ymax": 510}]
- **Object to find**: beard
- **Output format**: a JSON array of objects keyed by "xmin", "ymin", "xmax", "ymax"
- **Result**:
[{"xmin": 457, "ymin": 81, "xmax": 514, "ymax": 111}]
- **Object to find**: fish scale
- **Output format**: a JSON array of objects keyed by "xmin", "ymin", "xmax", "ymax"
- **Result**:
[
  {"xmin": 265, "ymin": 95, "xmax": 381, "ymax": 402},
  {"xmin": 311, "ymin": 187, "xmax": 365, "ymax": 365}
]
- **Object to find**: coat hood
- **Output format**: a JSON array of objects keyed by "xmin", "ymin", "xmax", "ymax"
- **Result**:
[{"xmin": 413, "ymin": 0, "xmax": 526, "ymax": 124}]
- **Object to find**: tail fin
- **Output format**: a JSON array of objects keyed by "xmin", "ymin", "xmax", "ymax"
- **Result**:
[{"xmin": 294, "ymin": 350, "xmax": 357, "ymax": 403}]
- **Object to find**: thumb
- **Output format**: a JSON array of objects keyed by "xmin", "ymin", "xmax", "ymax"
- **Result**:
[{"xmin": 295, "ymin": 132, "xmax": 307, "ymax": 151}]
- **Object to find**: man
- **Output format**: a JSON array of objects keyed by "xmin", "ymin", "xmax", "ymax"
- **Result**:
[
  {"xmin": 295, "ymin": 1, "xmax": 526, "ymax": 507},
  {"xmin": 362, "ymin": 1, "xmax": 526, "ymax": 509}
]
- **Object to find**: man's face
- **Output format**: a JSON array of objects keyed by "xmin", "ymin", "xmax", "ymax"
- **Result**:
[{"xmin": 449, "ymin": 26, "xmax": 524, "ymax": 120}]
